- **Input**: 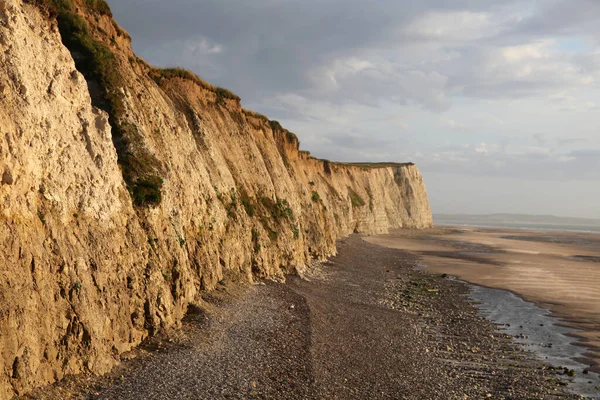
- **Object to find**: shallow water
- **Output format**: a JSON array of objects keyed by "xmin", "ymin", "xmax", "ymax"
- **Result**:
[{"xmin": 468, "ymin": 285, "xmax": 600, "ymax": 399}]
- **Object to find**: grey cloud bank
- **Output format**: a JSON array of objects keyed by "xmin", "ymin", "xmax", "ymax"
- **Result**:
[{"xmin": 108, "ymin": 0, "xmax": 600, "ymax": 218}]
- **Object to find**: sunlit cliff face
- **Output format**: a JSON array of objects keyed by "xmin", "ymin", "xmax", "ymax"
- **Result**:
[{"xmin": 0, "ymin": 1, "xmax": 431, "ymax": 396}]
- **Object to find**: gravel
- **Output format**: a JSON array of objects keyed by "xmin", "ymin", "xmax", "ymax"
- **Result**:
[{"xmin": 23, "ymin": 235, "xmax": 580, "ymax": 399}]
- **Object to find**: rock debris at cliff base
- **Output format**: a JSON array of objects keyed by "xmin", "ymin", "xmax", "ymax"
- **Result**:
[{"xmin": 23, "ymin": 237, "xmax": 578, "ymax": 400}]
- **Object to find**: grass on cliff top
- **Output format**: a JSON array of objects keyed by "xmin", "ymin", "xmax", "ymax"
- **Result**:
[
  {"xmin": 146, "ymin": 68, "xmax": 297, "ymax": 148},
  {"xmin": 243, "ymin": 110, "xmax": 269, "ymax": 122},
  {"xmin": 27, "ymin": 0, "xmax": 111, "ymax": 17},
  {"xmin": 149, "ymin": 67, "xmax": 240, "ymax": 103},
  {"xmin": 333, "ymin": 162, "xmax": 415, "ymax": 168},
  {"xmin": 269, "ymin": 120, "xmax": 300, "ymax": 149},
  {"xmin": 84, "ymin": 0, "xmax": 111, "ymax": 15}
]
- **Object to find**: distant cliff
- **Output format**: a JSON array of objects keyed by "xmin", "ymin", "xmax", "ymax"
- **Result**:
[{"xmin": 0, "ymin": 0, "xmax": 432, "ymax": 396}]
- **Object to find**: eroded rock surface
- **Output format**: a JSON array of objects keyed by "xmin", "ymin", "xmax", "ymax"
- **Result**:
[{"xmin": 0, "ymin": 0, "xmax": 432, "ymax": 397}]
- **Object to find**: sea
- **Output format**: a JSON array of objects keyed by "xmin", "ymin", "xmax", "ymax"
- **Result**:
[{"xmin": 434, "ymin": 216, "xmax": 600, "ymax": 234}]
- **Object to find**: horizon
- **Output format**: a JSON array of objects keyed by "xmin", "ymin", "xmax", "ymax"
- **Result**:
[
  {"xmin": 108, "ymin": 0, "xmax": 600, "ymax": 218},
  {"xmin": 434, "ymin": 212, "xmax": 600, "ymax": 221}
]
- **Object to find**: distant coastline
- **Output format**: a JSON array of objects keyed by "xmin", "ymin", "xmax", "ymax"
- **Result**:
[{"xmin": 434, "ymin": 213, "xmax": 600, "ymax": 233}]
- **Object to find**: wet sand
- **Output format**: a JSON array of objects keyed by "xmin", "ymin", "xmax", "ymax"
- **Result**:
[{"xmin": 365, "ymin": 227, "xmax": 600, "ymax": 373}]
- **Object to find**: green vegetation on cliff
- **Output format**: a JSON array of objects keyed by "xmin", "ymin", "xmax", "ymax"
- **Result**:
[
  {"xmin": 149, "ymin": 67, "xmax": 240, "ymax": 104},
  {"xmin": 348, "ymin": 187, "xmax": 366, "ymax": 208}
]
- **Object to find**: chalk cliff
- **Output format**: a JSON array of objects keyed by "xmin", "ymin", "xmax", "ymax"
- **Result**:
[{"xmin": 0, "ymin": 0, "xmax": 432, "ymax": 396}]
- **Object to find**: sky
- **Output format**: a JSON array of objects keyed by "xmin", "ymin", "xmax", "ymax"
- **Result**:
[{"xmin": 107, "ymin": 0, "xmax": 600, "ymax": 218}]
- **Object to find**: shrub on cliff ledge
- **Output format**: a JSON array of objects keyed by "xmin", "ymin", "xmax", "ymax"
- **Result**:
[
  {"xmin": 269, "ymin": 120, "xmax": 284, "ymax": 132},
  {"xmin": 240, "ymin": 190, "xmax": 255, "ymax": 217},
  {"xmin": 215, "ymin": 87, "xmax": 239, "ymax": 101},
  {"xmin": 260, "ymin": 197, "xmax": 295, "ymax": 222},
  {"xmin": 130, "ymin": 176, "xmax": 164, "ymax": 207},
  {"xmin": 311, "ymin": 191, "xmax": 321, "ymax": 203},
  {"xmin": 348, "ymin": 187, "xmax": 366, "ymax": 208}
]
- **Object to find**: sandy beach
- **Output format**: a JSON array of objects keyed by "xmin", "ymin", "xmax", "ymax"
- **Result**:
[{"xmin": 365, "ymin": 227, "xmax": 600, "ymax": 373}]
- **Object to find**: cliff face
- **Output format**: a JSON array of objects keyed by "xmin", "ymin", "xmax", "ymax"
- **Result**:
[{"xmin": 0, "ymin": 0, "xmax": 432, "ymax": 396}]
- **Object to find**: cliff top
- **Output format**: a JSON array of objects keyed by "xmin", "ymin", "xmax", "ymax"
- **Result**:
[
  {"xmin": 28, "ymin": 0, "xmax": 413, "ymax": 174},
  {"xmin": 331, "ymin": 162, "xmax": 415, "ymax": 168}
]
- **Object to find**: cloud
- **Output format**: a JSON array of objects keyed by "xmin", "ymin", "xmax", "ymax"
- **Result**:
[
  {"xmin": 327, "ymin": 134, "xmax": 393, "ymax": 151},
  {"xmin": 109, "ymin": 0, "xmax": 600, "ymax": 106},
  {"xmin": 557, "ymin": 155, "xmax": 576, "ymax": 163},
  {"xmin": 440, "ymin": 118, "xmax": 467, "ymax": 132},
  {"xmin": 558, "ymin": 137, "xmax": 589, "ymax": 146},
  {"xmin": 475, "ymin": 143, "xmax": 489, "ymax": 154},
  {"xmin": 417, "ymin": 146, "xmax": 600, "ymax": 181},
  {"xmin": 533, "ymin": 133, "xmax": 547, "ymax": 146},
  {"xmin": 403, "ymin": 10, "xmax": 515, "ymax": 42}
]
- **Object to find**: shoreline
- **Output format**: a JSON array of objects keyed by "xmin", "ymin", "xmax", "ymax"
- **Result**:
[
  {"xmin": 466, "ymin": 283, "xmax": 600, "ymax": 398},
  {"xmin": 20, "ymin": 236, "xmax": 577, "ymax": 399},
  {"xmin": 365, "ymin": 227, "xmax": 600, "ymax": 376}
]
